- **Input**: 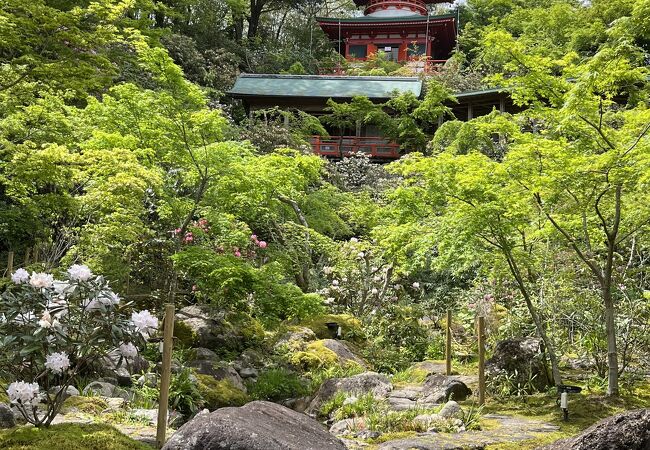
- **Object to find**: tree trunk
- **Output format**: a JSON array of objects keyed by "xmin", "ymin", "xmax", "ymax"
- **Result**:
[
  {"xmin": 247, "ymin": 0, "xmax": 265, "ymax": 39},
  {"xmin": 603, "ymin": 289, "xmax": 619, "ymax": 396},
  {"xmin": 504, "ymin": 247, "xmax": 563, "ymax": 387}
]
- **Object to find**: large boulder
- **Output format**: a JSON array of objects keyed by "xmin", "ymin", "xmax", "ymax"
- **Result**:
[
  {"xmin": 306, "ymin": 372, "xmax": 392, "ymax": 417},
  {"xmin": 420, "ymin": 374, "xmax": 472, "ymax": 403},
  {"xmin": 82, "ymin": 381, "xmax": 130, "ymax": 400},
  {"xmin": 175, "ymin": 305, "xmax": 264, "ymax": 352},
  {"xmin": 0, "ymin": 403, "xmax": 15, "ymax": 429},
  {"xmin": 486, "ymin": 337, "xmax": 550, "ymax": 391},
  {"xmin": 320, "ymin": 339, "xmax": 367, "ymax": 368},
  {"xmin": 539, "ymin": 409, "xmax": 650, "ymax": 450},
  {"xmin": 162, "ymin": 401, "xmax": 346, "ymax": 450},
  {"xmin": 274, "ymin": 327, "xmax": 318, "ymax": 352},
  {"xmin": 187, "ymin": 347, "xmax": 247, "ymax": 392}
]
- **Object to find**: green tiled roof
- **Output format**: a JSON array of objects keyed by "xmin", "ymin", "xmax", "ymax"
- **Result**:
[
  {"xmin": 228, "ymin": 74, "xmax": 423, "ymax": 99},
  {"xmin": 316, "ymin": 13, "xmax": 455, "ymax": 24}
]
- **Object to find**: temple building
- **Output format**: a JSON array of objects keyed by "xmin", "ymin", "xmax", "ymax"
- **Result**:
[
  {"xmin": 228, "ymin": 0, "xmax": 513, "ymax": 160},
  {"xmin": 316, "ymin": 0, "xmax": 457, "ymax": 66}
]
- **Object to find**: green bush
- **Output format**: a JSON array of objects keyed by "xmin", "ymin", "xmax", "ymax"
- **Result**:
[
  {"xmin": 0, "ymin": 423, "xmax": 150, "ymax": 449},
  {"xmin": 169, "ymin": 367, "xmax": 204, "ymax": 416},
  {"xmin": 247, "ymin": 368, "xmax": 309, "ymax": 401},
  {"xmin": 196, "ymin": 374, "xmax": 249, "ymax": 410},
  {"xmin": 173, "ymin": 320, "xmax": 199, "ymax": 347}
]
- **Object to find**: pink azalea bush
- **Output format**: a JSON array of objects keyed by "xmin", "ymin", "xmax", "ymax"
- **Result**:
[{"xmin": 0, "ymin": 265, "xmax": 157, "ymax": 427}]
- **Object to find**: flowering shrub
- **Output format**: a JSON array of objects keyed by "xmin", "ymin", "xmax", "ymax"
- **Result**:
[{"xmin": 0, "ymin": 265, "xmax": 158, "ymax": 427}]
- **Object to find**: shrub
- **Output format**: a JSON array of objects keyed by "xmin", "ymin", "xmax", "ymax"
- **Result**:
[
  {"xmin": 169, "ymin": 367, "xmax": 204, "ymax": 417},
  {"xmin": 0, "ymin": 265, "xmax": 156, "ymax": 426},
  {"xmin": 247, "ymin": 368, "xmax": 309, "ymax": 401},
  {"xmin": 196, "ymin": 374, "xmax": 249, "ymax": 410}
]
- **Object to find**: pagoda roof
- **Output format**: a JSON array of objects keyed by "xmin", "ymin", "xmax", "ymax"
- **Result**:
[
  {"xmin": 353, "ymin": 0, "xmax": 449, "ymax": 4},
  {"xmin": 228, "ymin": 74, "xmax": 423, "ymax": 100},
  {"xmin": 316, "ymin": 13, "xmax": 456, "ymax": 25}
]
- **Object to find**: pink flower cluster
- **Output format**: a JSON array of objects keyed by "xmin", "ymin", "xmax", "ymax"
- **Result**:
[{"xmin": 250, "ymin": 234, "xmax": 267, "ymax": 249}]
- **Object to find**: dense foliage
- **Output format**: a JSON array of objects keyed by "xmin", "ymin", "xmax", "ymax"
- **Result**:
[{"xmin": 0, "ymin": 0, "xmax": 648, "ymax": 412}]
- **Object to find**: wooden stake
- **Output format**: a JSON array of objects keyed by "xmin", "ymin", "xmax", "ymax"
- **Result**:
[
  {"xmin": 445, "ymin": 309, "xmax": 452, "ymax": 376},
  {"xmin": 32, "ymin": 245, "xmax": 38, "ymax": 264},
  {"xmin": 6, "ymin": 251, "xmax": 14, "ymax": 278},
  {"xmin": 478, "ymin": 316, "xmax": 486, "ymax": 406},
  {"xmin": 156, "ymin": 304, "xmax": 175, "ymax": 449},
  {"xmin": 24, "ymin": 248, "xmax": 31, "ymax": 266}
]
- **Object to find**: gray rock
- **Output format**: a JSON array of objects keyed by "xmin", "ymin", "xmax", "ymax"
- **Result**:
[
  {"xmin": 438, "ymin": 400, "xmax": 463, "ymax": 419},
  {"xmin": 162, "ymin": 400, "xmax": 346, "ymax": 450},
  {"xmin": 136, "ymin": 373, "xmax": 158, "ymax": 387},
  {"xmin": 355, "ymin": 430, "xmax": 381, "ymax": 440},
  {"xmin": 83, "ymin": 381, "xmax": 130, "ymax": 400},
  {"xmin": 194, "ymin": 347, "xmax": 218, "ymax": 360},
  {"xmin": 421, "ymin": 374, "xmax": 472, "ymax": 403},
  {"xmin": 48, "ymin": 385, "xmax": 80, "ymax": 400},
  {"xmin": 238, "ymin": 367, "xmax": 259, "ymax": 379},
  {"xmin": 538, "ymin": 409, "xmax": 650, "ymax": 450},
  {"xmin": 274, "ymin": 327, "xmax": 317, "ymax": 351},
  {"xmin": 486, "ymin": 337, "xmax": 550, "ymax": 392},
  {"xmin": 320, "ymin": 339, "xmax": 368, "ymax": 368},
  {"xmin": 0, "ymin": 403, "xmax": 15, "ymax": 429},
  {"xmin": 387, "ymin": 397, "xmax": 417, "ymax": 411},
  {"xmin": 330, "ymin": 418, "xmax": 358, "ymax": 435},
  {"xmin": 131, "ymin": 408, "xmax": 161, "ymax": 426},
  {"xmin": 413, "ymin": 413, "xmax": 443, "ymax": 429},
  {"xmin": 282, "ymin": 396, "xmax": 312, "ymax": 413},
  {"xmin": 307, "ymin": 372, "xmax": 392, "ymax": 417},
  {"xmin": 188, "ymin": 360, "xmax": 247, "ymax": 393}
]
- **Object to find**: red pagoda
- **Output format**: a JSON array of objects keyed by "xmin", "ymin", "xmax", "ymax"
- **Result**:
[{"xmin": 316, "ymin": 0, "xmax": 457, "ymax": 66}]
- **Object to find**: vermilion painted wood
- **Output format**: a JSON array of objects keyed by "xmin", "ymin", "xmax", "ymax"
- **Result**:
[{"xmin": 310, "ymin": 135, "xmax": 401, "ymax": 159}]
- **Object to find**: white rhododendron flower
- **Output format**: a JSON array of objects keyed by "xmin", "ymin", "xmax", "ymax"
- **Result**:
[
  {"xmin": 322, "ymin": 266, "xmax": 333, "ymax": 275},
  {"xmin": 350, "ymin": 237, "xmax": 359, "ymax": 243},
  {"xmin": 332, "ymin": 279, "xmax": 339, "ymax": 286},
  {"xmin": 38, "ymin": 311, "xmax": 53, "ymax": 329},
  {"xmin": 45, "ymin": 352, "xmax": 70, "ymax": 374},
  {"xmin": 412, "ymin": 282, "xmax": 420, "ymax": 289},
  {"xmin": 7, "ymin": 381, "xmax": 40, "ymax": 405},
  {"xmin": 371, "ymin": 288, "xmax": 379, "ymax": 295},
  {"xmin": 67, "ymin": 264, "xmax": 93, "ymax": 281},
  {"xmin": 29, "ymin": 272, "xmax": 53, "ymax": 289},
  {"xmin": 131, "ymin": 310, "xmax": 158, "ymax": 337},
  {"xmin": 119, "ymin": 342, "xmax": 138, "ymax": 359},
  {"xmin": 82, "ymin": 298, "xmax": 102, "ymax": 311},
  {"xmin": 357, "ymin": 252, "xmax": 365, "ymax": 259},
  {"xmin": 11, "ymin": 268, "xmax": 29, "ymax": 284}
]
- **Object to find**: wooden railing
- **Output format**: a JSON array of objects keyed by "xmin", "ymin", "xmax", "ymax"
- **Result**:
[{"xmin": 311, "ymin": 135, "xmax": 401, "ymax": 159}]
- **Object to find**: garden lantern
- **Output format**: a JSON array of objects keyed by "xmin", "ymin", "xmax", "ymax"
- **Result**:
[
  {"xmin": 326, "ymin": 322, "xmax": 342, "ymax": 339},
  {"xmin": 557, "ymin": 384, "xmax": 582, "ymax": 421}
]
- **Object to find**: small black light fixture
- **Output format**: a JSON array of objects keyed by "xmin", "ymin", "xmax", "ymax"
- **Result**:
[
  {"xmin": 557, "ymin": 384, "xmax": 582, "ymax": 421},
  {"xmin": 325, "ymin": 322, "xmax": 342, "ymax": 339}
]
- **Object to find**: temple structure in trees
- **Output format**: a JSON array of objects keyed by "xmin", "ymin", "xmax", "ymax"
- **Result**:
[{"xmin": 229, "ymin": 0, "xmax": 513, "ymax": 160}]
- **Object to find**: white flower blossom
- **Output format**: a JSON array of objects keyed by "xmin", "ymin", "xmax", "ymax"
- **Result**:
[
  {"xmin": 82, "ymin": 298, "xmax": 102, "ymax": 311},
  {"xmin": 322, "ymin": 266, "xmax": 334, "ymax": 275},
  {"xmin": 350, "ymin": 237, "xmax": 359, "ymax": 243},
  {"xmin": 68, "ymin": 264, "xmax": 93, "ymax": 281},
  {"xmin": 324, "ymin": 297, "xmax": 335, "ymax": 305},
  {"xmin": 45, "ymin": 352, "xmax": 70, "ymax": 374},
  {"xmin": 7, "ymin": 381, "xmax": 40, "ymax": 406},
  {"xmin": 412, "ymin": 282, "xmax": 420, "ymax": 289},
  {"xmin": 11, "ymin": 268, "xmax": 29, "ymax": 284},
  {"xmin": 373, "ymin": 276, "xmax": 382, "ymax": 282},
  {"xmin": 331, "ymin": 279, "xmax": 339, "ymax": 286},
  {"xmin": 357, "ymin": 252, "xmax": 365, "ymax": 259},
  {"xmin": 371, "ymin": 288, "xmax": 379, "ymax": 295},
  {"xmin": 119, "ymin": 342, "xmax": 138, "ymax": 359},
  {"xmin": 131, "ymin": 310, "xmax": 158, "ymax": 338},
  {"xmin": 29, "ymin": 272, "xmax": 53, "ymax": 289},
  {"xmin": 38, "ymin": 311, "xmax": 53, "ymax": 329}
]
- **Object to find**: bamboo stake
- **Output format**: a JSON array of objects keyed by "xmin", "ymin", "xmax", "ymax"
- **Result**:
[
  {"xmin": 478, "ymin": 316, "xmax": 486, "ymax": 406},
  {"xmin": 6, "ymin": 251, "xmax": 14, "ymax": 278},
  {"xmin": 445, "ymin": 309, "xmax": 452, "ymax": 376},
  {"xmin": 156, "ymin": 304, "xmax": 175, "ymax": 449}
]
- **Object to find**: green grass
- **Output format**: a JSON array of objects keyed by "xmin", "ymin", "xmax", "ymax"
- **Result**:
[
  {"xmin": 0, "ymin": 423, "xmax": 151, "ymax": 450},
  {"xmin": 482, "ymin": 381, "xmax": 650, "ymax": 450}
]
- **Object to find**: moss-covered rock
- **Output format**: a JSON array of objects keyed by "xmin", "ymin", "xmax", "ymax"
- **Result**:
[
  {"xmin": 196, "ymin": 374, "xmax": 249, "ymax": 410},
  {"xmin": 290, "ymin": 340, "xmax": 341, "ymax": 371},
  {"xmin": 62, "ymin": 396, "xmax": 109, "ymax": 415},
  {"xmin": 173, "ymin": 320, "xmax": 199, "ymax": 347},
  {"xmin": 0, "ymin": 423, "xmax": 150, "ymax": 449},
  {"xmin": 300, "ymin": 314, "xmax": 364, "ymax": 343}
]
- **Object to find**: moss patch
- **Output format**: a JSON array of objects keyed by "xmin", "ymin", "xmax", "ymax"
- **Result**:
[
  {"xmin": 196, "ymin": 374, "xmax": 249, "ymax": 410},
  {"xmin": 0, "ymin": 423, "xmax": 150, "ymax": 450},
  {"xmin": 62, "ymin": 396, "xmax": 109, "ymax": 415},
  {"xmin": 173, "ymin": 320, "xmax": 198, "ymax": 347},
  {"xmin": 290, "ymin": 340, "xmax": 340, "ymax": 370}
]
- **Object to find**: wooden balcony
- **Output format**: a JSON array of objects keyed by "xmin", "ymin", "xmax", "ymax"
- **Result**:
[
  {"xmin": 311, "ymin": 135, "xmax": 401, "ymax": 159},
  {"xmin": 364, "ymin": 0, "xmax": 428, "ymax": 16}
]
